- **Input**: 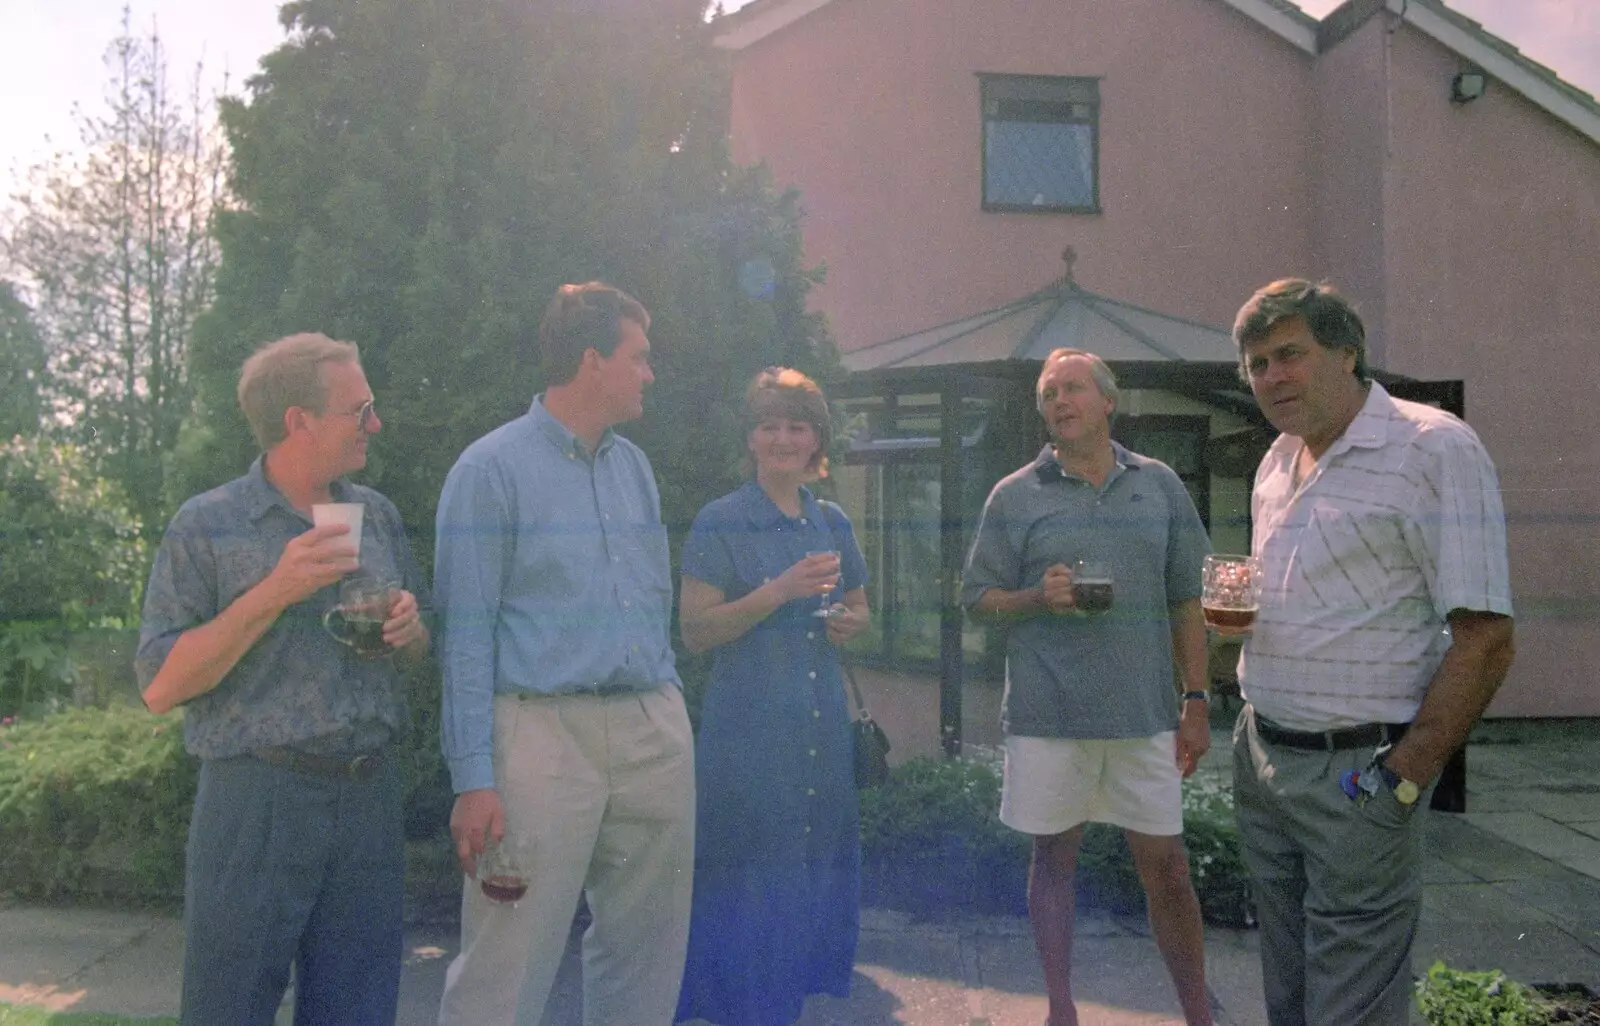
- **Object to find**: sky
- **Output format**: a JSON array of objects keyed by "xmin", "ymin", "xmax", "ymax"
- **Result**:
[{"xmin": 1, "ymin": 0, "xmax": 1597, "ymax": 198}]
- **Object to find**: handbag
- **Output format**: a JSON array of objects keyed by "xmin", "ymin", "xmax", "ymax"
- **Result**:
[{"xmin": 842, "ymin": 653, "xmax": 891, "ymax": 789}]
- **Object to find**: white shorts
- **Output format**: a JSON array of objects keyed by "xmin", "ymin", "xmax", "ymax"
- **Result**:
[{"xmin": 1000, "ymin": 732, "xmax": 1183, "ymax": 837}]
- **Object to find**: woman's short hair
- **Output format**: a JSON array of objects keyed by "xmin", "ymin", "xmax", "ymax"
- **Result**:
[
  {"xmin": 743, "ymin": 366, "xmax": 833, "ymax": 479},
  {"xmin": 237, "ymin": 333, "xmax": 360, "ymax": 450},
  {"xmin": 538, "ymin": 282, "xmax": 650, "ymax": 386},
  {"xmin": 1232, "ymin": 278, "xmax": 1369, "ymax": 382}
]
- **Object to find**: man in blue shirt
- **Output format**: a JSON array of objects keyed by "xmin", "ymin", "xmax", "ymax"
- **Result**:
[
  {"xmin": 138, "ymin": 333, "xmax": 431, "ymax": 1026},
  {"xmin": 434, "ymin": 282, "xmax": 694, "ymax": 1026},
  {"xmin": 962, "ymin": 349, "xmax": 1214, "ymax": 1026}
]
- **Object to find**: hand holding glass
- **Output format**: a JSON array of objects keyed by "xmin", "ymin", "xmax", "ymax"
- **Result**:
[
  {"xmin": 478, "ymin": 832, "xmax": 533, "ymax": 904},
  {"xmin": 1072, "ymin": 558, "xmax": 1114, "ymax": 614},
  {"xmin": 805, "ymin": 549, "xmax": 842, "ymax": 618},
  {"xmin": 322, "ymin": 573, "xmax": 400, "ymax": 657},
  {"xmin": 1202, "ymin": 554, "xmax": 1262, "ymax": 632}
]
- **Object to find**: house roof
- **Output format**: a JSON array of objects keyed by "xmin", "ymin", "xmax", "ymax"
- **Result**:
[
  {"xmin": 841, "ymin": 260, "xmax": 1239, "ymax": 373},
  {"xmin": 714, "ymin": 0, "xmax": 1600, "ymax": 146}
]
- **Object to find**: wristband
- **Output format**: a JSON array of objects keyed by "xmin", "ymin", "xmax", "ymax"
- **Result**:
[{"xmin": 1182, "ymin": 690, "xmax": 1209, "ymax": 703}]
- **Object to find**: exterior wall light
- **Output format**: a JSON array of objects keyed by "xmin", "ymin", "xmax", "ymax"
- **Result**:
[{"xmin": 1451, "ymin": 70, "xmax": 1487, "ymax": 103}]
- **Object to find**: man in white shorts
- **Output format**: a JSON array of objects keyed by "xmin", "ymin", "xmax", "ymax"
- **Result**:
[{"xmin": 962, "ymin": 349, "xmax": 1215, "ymax": 1026}]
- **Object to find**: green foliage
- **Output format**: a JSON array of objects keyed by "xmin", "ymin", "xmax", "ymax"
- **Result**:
[
  {"xmin": 0, "ymin": 1004, "xmax": 176, "ymax": 1025},
  {"xmin": 0, "ymin": 282, "xmax": 46, "ymax": 440},
  {"xmin": 184, "ymin": 0, "xmax": 839, "ymax": 558},
  {"xmin": 0, "ymin": 438, "xmax": 146, "ymax": 623},
  {"xmin": 859, "ymin": 755, "xmax": 1029, "ymax": 917},
  {"xmin": 0, "ymin": 707, "xmax": 195, "ymax": 900},
  {"xmin": 0, "ymin": 439, "xmax": 145, "ymax": 716},
  {"xmin": 1415, "ymin": 962, "xmax": 1552, "ymax": 1025},
  {"xmin": 860, "ymin": 756, "xmax": 1254, "ymax": 924}
]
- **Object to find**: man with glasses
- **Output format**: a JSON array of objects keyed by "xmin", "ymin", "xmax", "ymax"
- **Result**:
[
  {"xmin": 434, "ymin": 282, "xmax": 694, "ymax": 1026},
  {"xmin": 1228, "ymin": 279, "xmax": 1514, "ymax": 1025},
  {"xmin": 137, "ymin": 332, "xmax": 430, "ymax": 1026}
]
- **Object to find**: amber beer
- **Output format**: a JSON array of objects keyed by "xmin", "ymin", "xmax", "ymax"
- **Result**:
[
  {"xmin": 1203, "ymin": 604, "xmax": 1257, "ymax": 631},
  {"xmin": 1201, "ymin": 554, "xmax": 1262, "ymax": 632}
]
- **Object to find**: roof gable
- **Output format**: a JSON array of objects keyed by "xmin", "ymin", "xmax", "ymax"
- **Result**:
[{"xmin": 715, "ymin": 0, "xmax": 1600, "ymax": 146}]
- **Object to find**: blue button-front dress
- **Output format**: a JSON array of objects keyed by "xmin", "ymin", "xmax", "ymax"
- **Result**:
[{"xmin": 675, "ymin": 483, "xmax": 869, "ymax": 1026}]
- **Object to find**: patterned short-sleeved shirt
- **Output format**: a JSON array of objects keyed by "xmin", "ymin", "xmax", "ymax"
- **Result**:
[
  {"xmin": 136, "ymin": 458, "xmax": 430, "ymax": 759},
  {"xmin": 1239, "ymin": 383, "xmax": 1514, "ymax": 731}
]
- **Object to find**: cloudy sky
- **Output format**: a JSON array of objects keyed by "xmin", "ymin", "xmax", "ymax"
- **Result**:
[{"xmin": 1, "ymin": 0, "xmax": 1596, "ymax": 197}]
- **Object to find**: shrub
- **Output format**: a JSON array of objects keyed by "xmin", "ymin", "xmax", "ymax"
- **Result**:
[
  {"xmin": 1415, "ymin": 962, "xmax": 1552, "ymax": 1025},
  {"xmin": 0, "ymin": 706, "xmax": 194, "ymax": 899},
  {"xmin": 0, "ymin": 439, "xmax": 145, "ymax": 717}
]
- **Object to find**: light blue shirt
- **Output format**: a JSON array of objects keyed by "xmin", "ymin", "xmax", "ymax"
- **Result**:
[{"xmin": 434, "ymin": 396, "xmax": 679, "ymax": 793}]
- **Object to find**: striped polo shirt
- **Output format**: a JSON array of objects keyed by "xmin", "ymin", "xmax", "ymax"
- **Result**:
[{"xmin": 1238, "ymin": 382, "xmax": 1513, "ymax": 731}]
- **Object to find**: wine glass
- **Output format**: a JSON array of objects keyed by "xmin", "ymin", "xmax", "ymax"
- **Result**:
[{"xmin": 806, "ymin": 549, "xmax": 842, "ymax": 618}]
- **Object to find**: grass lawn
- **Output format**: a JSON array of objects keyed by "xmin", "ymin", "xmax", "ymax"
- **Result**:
[{"xmin": 0, "ymin": 1004, "xmax": 175, "ymax": 1025}]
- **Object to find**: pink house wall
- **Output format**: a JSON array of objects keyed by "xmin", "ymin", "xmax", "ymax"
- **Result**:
[
  {"xmin": 727, "ymin": 0, "xmax": 1600, "ymax": 716},
  {"xmin": 729, "ymin": 0, "xmax": 1319, "ymax": 349},
  {"xmin": 1376, "ymin": 27, "xmax": 1600, "ymax": 716}
]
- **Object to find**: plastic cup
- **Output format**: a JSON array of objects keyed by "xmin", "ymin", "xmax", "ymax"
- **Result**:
[{"xmin": 312, "ymin": 502, "xmax": 364, "ymax": 559}]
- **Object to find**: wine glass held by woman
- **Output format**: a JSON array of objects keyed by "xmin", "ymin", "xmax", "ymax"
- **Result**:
[{"xmin": 674, "ymin": 367, "xmax": 871, "ymax": 1026}]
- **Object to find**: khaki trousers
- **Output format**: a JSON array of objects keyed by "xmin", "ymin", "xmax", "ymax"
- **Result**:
[{"xmin": 438, "ymin": 686, "xmax": 695, "ymax": 1026}]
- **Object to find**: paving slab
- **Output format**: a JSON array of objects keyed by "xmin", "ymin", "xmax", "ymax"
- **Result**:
[
  {"xmin": 1417, "ymin": 882, "xmax": 1600, "ymax": 990},
  {"xmin": 0, "ymin": 906, "xmax": 165, "ymax": 1014},
  {"xmin": 1464, "ymin": 811, "xmax": 1600, "ymax": 878}
]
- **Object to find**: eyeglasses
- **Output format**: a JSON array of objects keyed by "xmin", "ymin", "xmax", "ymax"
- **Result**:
[{"xmin": 329, "ymin": 399, "xmax": 378, "ymax": 432}]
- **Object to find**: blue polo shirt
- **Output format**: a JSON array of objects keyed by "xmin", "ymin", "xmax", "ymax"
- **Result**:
[
  {"xmin": 960, "ymin": 443, "xmax": 1210, "ymax": 740},
  {"xmin": 434, "ymin": 396, "xmax": 680, "ymax": 794},
  {"xmin": 136, "ymin": 458, "xmax": 429, "ymax": 760}
]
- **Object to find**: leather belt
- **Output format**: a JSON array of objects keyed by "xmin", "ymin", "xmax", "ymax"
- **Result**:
[
  {"xmin": 1254, "ymin": 717, "xmax": 1409, "ymax": 751},
  {"xmin": 253, "ymin": 745, "xmax": 383, "ymax": 780}
]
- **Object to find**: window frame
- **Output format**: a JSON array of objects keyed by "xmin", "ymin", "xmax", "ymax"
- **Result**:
[{"xmin": 978, "ymin": 73, "xmax": 1102, "ymax": 215}]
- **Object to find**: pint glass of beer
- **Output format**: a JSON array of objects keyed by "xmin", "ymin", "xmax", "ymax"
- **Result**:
[{"xmin": 1202, "ymin": 554, "xmax": 1261, "ymax": 632}]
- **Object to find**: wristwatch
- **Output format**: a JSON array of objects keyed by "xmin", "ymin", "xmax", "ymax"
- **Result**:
[
  {"xmin": 1376, "ymin": 761, "xmax": 1422, "ymax": 806},
  {"xmin": 1182, "ymin": 690, "xmax": 1209, "ymax": 705}
]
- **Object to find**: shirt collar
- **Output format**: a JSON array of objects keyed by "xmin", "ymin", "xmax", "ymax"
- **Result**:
[
  {"xmin": 1265, "ymin": 380, "xmax": 1394, "ymax": 465},
  {"xmin": 242, "ymin": 456, "xmax": 355, "ymax": 523},
  {"xmin": 528, "ymin": 394, "xmax": 616, "ymax": 459},
  {"xmin": 1033, "ymin": 442, "xmax": 1139, "ymax": 484},
  {"xmin": 740, "ymin": 481, "xmax": 822, "ymax": 528}
]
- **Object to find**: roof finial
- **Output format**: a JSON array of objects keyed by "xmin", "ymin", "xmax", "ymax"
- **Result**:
[{"xmin": 1060, "ymin": 245, "xmax": 1077, "ymax": 284}]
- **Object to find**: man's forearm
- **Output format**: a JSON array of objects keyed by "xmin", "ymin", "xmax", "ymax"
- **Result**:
[
  {"xmin": 968, "ymin": 585, "xmax": 1046, "ymax": 624},
  {"xmin": 1169, "ymin": 598, "xmax": 1209, "ymax": 693},
  {"xmin": 142, "ymin": 577, "xmax": 292, "ymax": 714},
  {"xmin": 1387, "ymin": 612, "xmax": 1515, "ymax": 783}
]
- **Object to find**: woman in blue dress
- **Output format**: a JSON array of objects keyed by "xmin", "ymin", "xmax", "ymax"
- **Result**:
[{"xmin": 675, "ymin": 367, "xmax": 871, "ymax": 1026}]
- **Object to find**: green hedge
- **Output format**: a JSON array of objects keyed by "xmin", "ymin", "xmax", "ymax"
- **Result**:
[
  {"xmin": 0, "ymin": 707, "xmax": 194, "ymax": 899},
  {"xmin": 1415, "ymin": 962, "xmax": 1552, "ymax": 1025},
  {"xmin": 0, "ymin": 661, "xmax": 453, "ymax": 901}
]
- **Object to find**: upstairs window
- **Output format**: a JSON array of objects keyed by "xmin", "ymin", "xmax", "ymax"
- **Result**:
[{"xmin": 979, "ymin": 74, "xmax": 1100, "ymax": 214}]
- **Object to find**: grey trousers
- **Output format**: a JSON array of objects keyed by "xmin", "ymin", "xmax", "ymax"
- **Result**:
[
  {"xmin": 181, "ymin": 753, "xmax": 405, "ymax": 1026},
  {"xmin": 1232, "ymin": 706, "xmax": 1429, "ymax": 1026}
]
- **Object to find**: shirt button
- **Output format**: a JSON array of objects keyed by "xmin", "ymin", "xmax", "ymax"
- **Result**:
[
  {"xmin": 808, "ymin": 748, "xmax": 817, "ymax": 757},
  {"xmin": 800, "ymin": 517, "xmax": 809, "ymax": 524},
  {"xmin": 813, "ymin": 709, "xmax": 820, "ymax": 718},
  {"xmin": 807, "ymin": 788, "xmax": 815, "ymax": 796},
  {"xmin": 807, "ymin": 631, "xmax": 815, "ymax": 640},
  {"xmin": 808, "ymin": 671, "xmax": 817, "ymax": 679},
  {"xmin": 805, "ymin": 825, "xmax": 812, "ymax": 834}
]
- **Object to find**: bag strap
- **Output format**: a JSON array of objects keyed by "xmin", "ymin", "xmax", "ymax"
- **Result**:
[
  {"xmin": 840, "ymin": 651, "xmax": 872, "ymax": 720},
  {"xmin": 815, "ymin": 498, "xmax": 872, "ymax": 722}
]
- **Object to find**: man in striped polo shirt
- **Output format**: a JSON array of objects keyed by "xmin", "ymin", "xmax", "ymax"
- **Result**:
[{"xmin": 1227, "ymin": 279, "xmax": 1515, "ymax": 1026}]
